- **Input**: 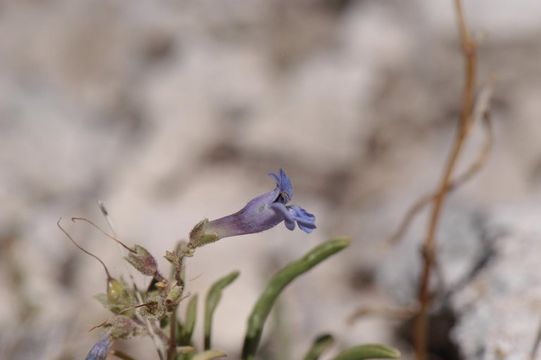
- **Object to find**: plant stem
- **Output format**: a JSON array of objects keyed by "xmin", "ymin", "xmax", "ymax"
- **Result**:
[
  {"xmin": 167, "ymin": 309, "xmax": 178, "ymax": 360},
  {"xmin": 414, "ymin": 1, "xmax": 477, "ymax": 359}
]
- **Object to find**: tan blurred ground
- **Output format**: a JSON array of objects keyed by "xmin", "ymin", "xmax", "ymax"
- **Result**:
[{"xmin": 1, "ymin": 1, "xmax": 541, "ymax": 359}]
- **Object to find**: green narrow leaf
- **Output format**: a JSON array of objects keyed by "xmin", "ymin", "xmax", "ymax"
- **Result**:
[
  {"xmin": 303, "ymin": 334, "xmax": 335, "ymax": 360},
  {"xmin": 204, "ymin": 271, "xmax": 240, "ymax": 349},
  {"xmin": 192, "ymin": 350, "xmax": 226, "ymax": 360},
  {"xmin": 178, "ymin": 294, "xmax": 198, "ymax": 345},
  {"xmin": 175, "ymin": 346, "xmax": 194, "ymax": 360},
  {"xmin": 241, "ymin": 238, "xmax": 351, "ymax": 360},
  {"xmin": 332, "ymin": 344, "xmax": 401, "ymax": 360}
]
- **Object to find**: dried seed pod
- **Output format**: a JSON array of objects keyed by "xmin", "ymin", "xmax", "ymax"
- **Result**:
[
  {"xmin": 108, "ymin": 315, "xmax": 139, "ymax": 339},
  {"xmin": 125, "ymin": 245, "xmax": 158, "ymax": 276},
  {"xmin": 165, "ymin": 282, "xmax": 184, "ymax": 310}
]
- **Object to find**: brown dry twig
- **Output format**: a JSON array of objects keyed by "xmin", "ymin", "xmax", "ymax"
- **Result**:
[
  {"xmin": 388, "ymin": 87, "xmax": 493, "ymax": 246},
  {"xmin": 414, "ymin": 0, "xmax": 479, "ymax": 359}
]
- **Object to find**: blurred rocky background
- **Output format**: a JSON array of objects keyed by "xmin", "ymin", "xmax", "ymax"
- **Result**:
[{"xmin": 1, "ymin": 0, "xmax": 541, "ymax": 359}]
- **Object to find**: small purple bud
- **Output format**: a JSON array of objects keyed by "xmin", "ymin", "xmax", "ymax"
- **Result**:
[
  {"xmin": 189, "ymin": 169, "xmax": 316, "ymax": 247},
  {"xmin": 85, "ymin": 335, "xmax": 112, "ymax": 360}
]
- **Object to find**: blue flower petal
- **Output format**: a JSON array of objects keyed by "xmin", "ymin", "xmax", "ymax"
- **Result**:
[
  {"xmin": 284, "ymin": 219, "xmax": 296, "ymax": 230},
  {"xmin": 288, "ymin": 205, "xmax": 316, "ymax": 233},
  {"xmin": 199, "ymin": 169, "xmax": 315, "ymax": 242},
  {"xmin": 279, "ymin": 168, "xmax": 293, "ymax": 199},
  {"xmin": 269, "ymin": 168, "xmax": 293, "ymax": 202},
  {"xmin": 270, "ymin": 203, "xmax": 294, "ymax": 221},
  {"xmin": 298, "ymin": 221, "xmax": 316, "ymax": 233},
  {"xmin": 270, "ymin": 203, "xmax": 297, "ymax": 230}
]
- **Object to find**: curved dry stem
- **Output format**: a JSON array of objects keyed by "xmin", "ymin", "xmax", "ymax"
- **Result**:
[
  {"xmin": 88, "ymin": 320, "xmax": 108, "ymax": 333},
  {"xmin": 57, "ymin": 217, "xmax": 113, "ymax": 280},
  {"xmin": 71, "ymin": 217, "xmax": 135, "ymax": 253}
]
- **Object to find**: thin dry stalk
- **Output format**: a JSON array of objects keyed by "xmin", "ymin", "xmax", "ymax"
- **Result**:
[
  {"xmin": 388, "ymin": 87, "xmax": 492, "ymax": 246},
  {"xmin": 414, "ymin": 1, "xmax": 477, "ymax": 359},
  {"xmin": 71, "ymin": 217, "xmax": 135, "ymax": 253},
  {"xmin": 57, "ymin": 218, "xmax": 113, "ymax": 281}
]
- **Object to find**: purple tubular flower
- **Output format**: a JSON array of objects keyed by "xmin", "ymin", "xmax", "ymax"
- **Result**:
[
  {"xmin": 85, "ymin": 335, "xmax": 112, "ymax": 360},
  {"xmin": 196, "ymin": 169, "xmax": 316, "ymax": 243}
]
